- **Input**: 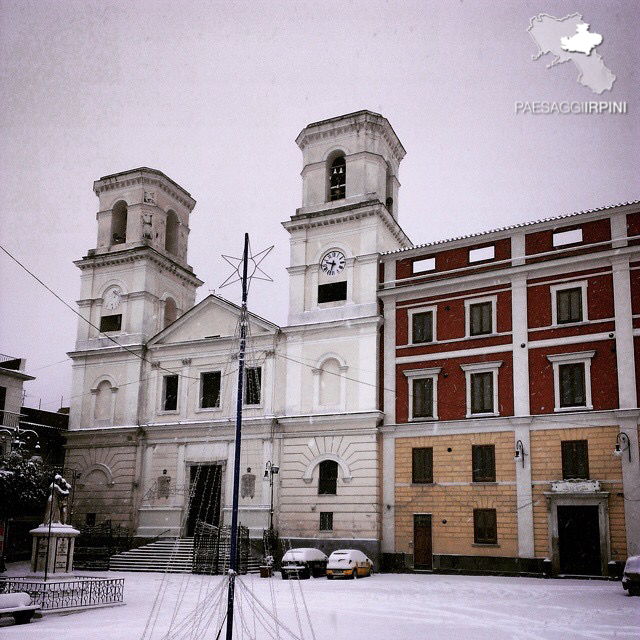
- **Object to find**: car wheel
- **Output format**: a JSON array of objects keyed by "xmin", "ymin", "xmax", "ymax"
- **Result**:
[
  {"xmin": 628, "ymin": 584, "xmax": 640, "ymax": 596},
  {"xmin": 281, "ymin": 572, "xmax": 289, "ymax": 580},
  {"xmin": 327, "ymin": 574, "xmax": 333, "ymax": 580}
]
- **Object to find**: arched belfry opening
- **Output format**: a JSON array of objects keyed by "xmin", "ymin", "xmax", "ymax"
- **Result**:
[
  {"xmin": 165, "ymin": 210, "xmax": 180, "ymax": 256},
  {"xmin": 111, "ymin": 200, "xmax": 127, "ymax": 245},
  {"xmin": 328, "ymin": 154, "xmax": 346, "ymax": 202},
  {"xmin": 164, "ymin": 297, "xmax": 178, "ymax": 328}
]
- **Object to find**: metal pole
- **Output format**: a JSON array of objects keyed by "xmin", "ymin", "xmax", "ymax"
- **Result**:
[{"xmin": 226, "ymin": 233, "xmax": 249, "ymax": 640}]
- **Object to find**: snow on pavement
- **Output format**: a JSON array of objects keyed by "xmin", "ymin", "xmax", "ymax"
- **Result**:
[{"xmin": 1, "ymin": 566, "xmax": 638, "ymax": 640}]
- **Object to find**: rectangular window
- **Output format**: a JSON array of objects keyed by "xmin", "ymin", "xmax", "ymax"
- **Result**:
[
  {"xmin": 412, "ymin": 448, "xmax": 433, "ymax": 484},
  {"xmin": 559, "ymin": 363, "xmax": 586, "ymax": 407},
  {"xmin": 319, "ymin": 512, "xmax": 333, "ymax": 531},
  {"xmin": 472, "ymin": 445, "xmax": 496, "ymax": 482},
  {"xmin": 318, "ymin": 281, "xmax": 347, "ymax": 303},
  {"xmin": 413, "ymin": 257, "xmax": 435, "ymax": 273},
  {"xmin": 556, "ymin": 288, "xmax": 583, "ymax": 324},
  {"xmin": 553, "ymin": 228, "xmax": 582, "ymax": 247},
  {"xmin": 470, "ymin": 372, "xmax": 493, "ymax": 414},
  {"xmin": 469, "ymin": 246, "xmax": 495, "ymax": 263},
  {"xmin": 244, "ymin": 367, "xmax": 262, "ymax": 406},
  {"xmin": 412, "ymin": 378, "xmax": 434, "ymax": 419},
  {"xmin": 470, "ymin": 301, "xmax": 493, "ymax": 335},
  {"xmin": 200, "ymin": 371, "xmax": 221, "ymax": 408},
  {"xmin": 474, "ymin": 509, "xmax": 497, "ymax": 544},
  {"xmin": 100, "ymin": 314, "xmax": 122, "ymax": 332},
  {"xmin": 562, "ymin": 440, "xmax": 589, "ymax": 479},
  {"xmin": 412, "ymin": 311, "xmax": 433, "ymax": 344},
  {"xmin": 163, "ymin": 374, "xmax": 179, "ymax": 411}
]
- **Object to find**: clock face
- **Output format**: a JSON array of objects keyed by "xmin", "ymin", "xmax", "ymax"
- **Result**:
[
  {"xmin": 321, "ymin": 250, "xmax": 346, "ymax": 276},
  {"xmin": 104, "ymin": 287, "xmax": 122, "ymax": 310}
]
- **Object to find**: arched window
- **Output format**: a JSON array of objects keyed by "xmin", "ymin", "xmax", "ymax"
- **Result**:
[
  {"xmin": 165, "ymin": 210, "xmax": 179, "ymax": 255},
  {"xmin": 329, "ymin": 155, "xmax": 346, "ymax": 201},
  {"xmin": 111, "ymin": 201, "xmax": 128, "ymax": 244},
  {"xmin": 318, "ymin": 460, "xmax": 338, "ymax": 495},
  {"xmin": 164, "ymin": 297, "xmax": 178, "ymax": 328},
  {"xmin": 94, "ymin": 380, "xmax": 112, "ymax": 421}
]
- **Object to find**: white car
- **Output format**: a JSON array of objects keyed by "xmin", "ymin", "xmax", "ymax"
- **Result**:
[
  {"xmin": 622, "ymin": 555, "xmax": 640, "ymax": 596},
  {"xmin": 326, "ymin": 549, "xmax": 373, "ymax": 579},
  {"xmin": 280, "ymin": 548, "xmax": 328, "ymax": 579}
]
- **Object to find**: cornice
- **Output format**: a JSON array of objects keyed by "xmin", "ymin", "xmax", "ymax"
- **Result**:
[
  {"xmin": 74, "ymin": 245, "xmax": 203, "ymax": 287},
  {"xmin": 296, "ymin": 111, "xmax": 406, "ymax": 163},
  {"xmin": 283, "ymin": 200, "xmax": 411, "ymax": 248},
  {"xmin": 93, "ymin": 168, "xmax": 196, "ymax": 211}
]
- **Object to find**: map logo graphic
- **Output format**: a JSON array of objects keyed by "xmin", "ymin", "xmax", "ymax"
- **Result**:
[{"xmin": 527, "ymin": 14, "xmax": 615, "ymax": 94}]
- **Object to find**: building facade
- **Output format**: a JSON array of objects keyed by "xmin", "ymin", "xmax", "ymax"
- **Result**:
[
  {"xmin": 64, "ymin": 111, "xmax": 640, "ymax": 574},
  {"xmin": 380, "ymin": 202, "xmax": 640, "ymax": 574}
]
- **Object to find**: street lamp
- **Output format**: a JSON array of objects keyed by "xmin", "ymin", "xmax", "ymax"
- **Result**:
[
  {"xmin": 263, "ymin": 461, "xmax": 279, "ymax": 531},
  {"xmin": 613, "ymin": 432, "xmax": 631, "ymax": 462},
  {"xmin": 0, "ymin": 426, "xmax": 41, "ymax": 456}
]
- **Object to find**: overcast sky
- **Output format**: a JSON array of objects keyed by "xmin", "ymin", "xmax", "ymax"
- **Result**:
[{"xmin": 0, "ymin": 0, "xmax": 638, "ymax": 411}]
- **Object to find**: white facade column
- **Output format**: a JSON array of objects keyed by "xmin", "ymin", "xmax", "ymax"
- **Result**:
[
  {"xmin": 381, "ymin": 428, "xmax": 395, "ymax": 552},
  {"xmin": 382, "ymin": 263, "xmax": 397, "ymax": 425},
  {"xmin": 142, "ymin": 444, "xmax": 155, "ymax": 497},
  {"xmin": 513, "ymin": 420, "xmax": 535, "ymax": 557},
  {"xmin": 511, "ymin": 274, "xmax": 530, "ymax": 416},
  {"xmin": 611, "ymin": 255, "xmax": 637, "ymax": 409},
  {"xmin": 617, "ymin": 412, "xmax": 640, "ymax": 556}
]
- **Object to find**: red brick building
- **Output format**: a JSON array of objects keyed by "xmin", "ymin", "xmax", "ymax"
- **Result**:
[{"xmin": 379, "ymin": 201, "xmax": 640, "ymax": 576}]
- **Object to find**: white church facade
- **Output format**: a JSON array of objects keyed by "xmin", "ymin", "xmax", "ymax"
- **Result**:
[{"xmin": 66, "ymin": 111, "xmax": 408, "ymax": 559}]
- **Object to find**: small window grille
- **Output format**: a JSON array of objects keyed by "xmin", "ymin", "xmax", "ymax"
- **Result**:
[{"xmin": 319, "ymin": 512, "xmax": 333, "ymax": 531}]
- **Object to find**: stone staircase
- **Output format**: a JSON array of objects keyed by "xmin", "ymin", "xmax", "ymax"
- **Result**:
[{"xmin": 108, "ymin": 537, "xmax": 262, "ymax": 574}]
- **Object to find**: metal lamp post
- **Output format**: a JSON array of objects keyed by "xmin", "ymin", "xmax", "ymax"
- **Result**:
[{"xmin": 263, "ymin": 461, "xmax": 279, "ymax": 531}]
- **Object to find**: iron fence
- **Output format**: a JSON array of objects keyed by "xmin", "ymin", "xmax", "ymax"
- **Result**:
[{"xmin": 0, "ymin": 576, "xmax": 124, "ymax": 610}]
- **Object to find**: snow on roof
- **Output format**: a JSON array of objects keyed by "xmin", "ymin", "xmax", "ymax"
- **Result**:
[{"xmin": 383, "ymin": 199, "xmax": 640, "ymax": 256}]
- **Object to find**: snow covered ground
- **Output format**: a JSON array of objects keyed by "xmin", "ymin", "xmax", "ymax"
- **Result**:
[{"xmin": 2, "ymin": 563, "xmax": 638, "ymax": 640}]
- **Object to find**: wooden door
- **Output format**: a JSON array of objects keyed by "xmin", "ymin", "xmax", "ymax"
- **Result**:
[{"xmin": 414, "ymin": 514, "xmax": 432, "ymax": 570}]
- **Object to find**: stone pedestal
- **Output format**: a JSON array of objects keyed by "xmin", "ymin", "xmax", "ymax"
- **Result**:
[{"xmin": 30, "ymin": 523, "xmax": 80, "ymax": 576}]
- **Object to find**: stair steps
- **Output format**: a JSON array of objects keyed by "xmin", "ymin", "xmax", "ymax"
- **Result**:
[{"xmin": 108, "ymin": 538, "xmax": 262, "ymax": 574}]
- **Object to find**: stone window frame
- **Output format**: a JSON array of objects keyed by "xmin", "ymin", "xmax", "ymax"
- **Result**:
[
  {"xmin": 403, "ymin": 367, "xmax": 441, "ymax": 421},
  {"xmin": 197, "ymin": 370, "xmax": 222, "ymax": 412},
  {"xmin": 550, "ymin": 281, "xmax": 588, "ymax": 327},
  {"xmin": 547, "ymin": 351, "xmax": 595, "ymax": 412},
  {"xmin": 464, "ymin": 295, "xmax": 497, "ymax": 338},
  {"xmin": 460, "ymin": 361, "xmax": 502, "ymax": 418},
  {"xmin": 407, "ymin": 305, "xmax": 437, "ymax": 345}
]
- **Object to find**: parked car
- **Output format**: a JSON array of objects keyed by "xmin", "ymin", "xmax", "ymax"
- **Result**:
[
  {"xmin": 622, "ymin": 555, "xmax": 640, "ymax": 596},
  {"xmin": 280, "ymin": 548, "xmax": 328, "ymax": 579},
  {"xmin": 326, "ymin": 549, "xmax": 373, "ymax": 579}
]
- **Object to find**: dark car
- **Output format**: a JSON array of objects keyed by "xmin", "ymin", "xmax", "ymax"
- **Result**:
[{"xmin": 280, "ymin": 548, "xmax": 328, "ymax": 579}]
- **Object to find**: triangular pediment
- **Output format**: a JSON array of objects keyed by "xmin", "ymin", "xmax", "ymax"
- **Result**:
[{"xmin": 148, "ymin": 294, "xmax": 279, "ymax": 346}]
